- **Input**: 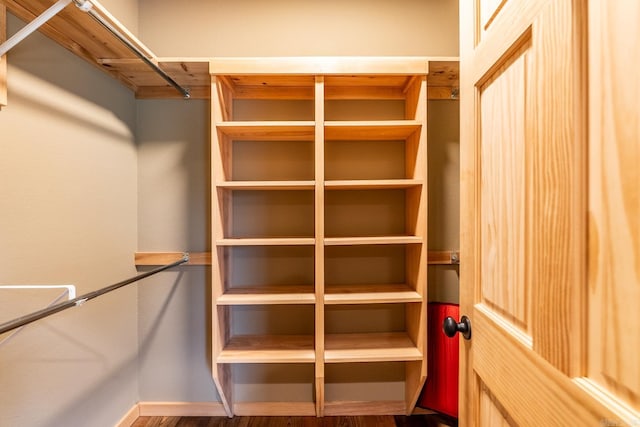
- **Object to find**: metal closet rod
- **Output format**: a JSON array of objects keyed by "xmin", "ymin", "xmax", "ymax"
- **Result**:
[
  {"xmin": 75, "ymin": 0, "xmax": 191, "ymax": 99},
  {"xmin": 0, "ymin": 253, "xmax": 189, "ymax": 336}
]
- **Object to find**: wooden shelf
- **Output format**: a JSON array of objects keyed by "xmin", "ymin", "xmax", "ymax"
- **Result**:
[
  {"xmin": 135, "ymin": 251, "xmax": 210, "ymax": 266},
  {"xmin": 324, "ymin": 284, "xmax": 421, "ymax": 305},
  {"xmin": 324, "ymin": 332, "xmax": 422, "ymax": 363},
  {"xmin": 217, "ymin": 179, "xmax": 423, "ymax": 190},
  {"xmin": 216, "ymin": 121, "xmax": 316, "ymax": 140},
  {"xmin": 210, "ymin": 57, "xmax": 430, "ymax": 75},
  {"xmin": 217, "ymin": 334, "xmax": 315, "ymax": 364},
  {"xmin": 324, "ymin": 121, "xmax": 421, "ymax": 140},
  {"xmin": 323, "ymin": 401, "xmax": 408, "ymax": 416},
  {"xmin": 134, "ymin": 250, "xmax": 459, "ymax": 265},
  {"xmin": 325, "ymin": 179, "xmax": 423, "ymax": 190},
  {"xmin": 216, "ymin": 181, "xmax": 315, "ymax": 190},
  {"xmin": 217, "ymin": 286, "xmax": 315, "ymax": 305},
  {"xmin": 324, "ymin": 236, "xmax": 423, "ymax": 246},
  {"xmin": 216, "ymin": 238, "xmax": 316, "ymax": 246}
]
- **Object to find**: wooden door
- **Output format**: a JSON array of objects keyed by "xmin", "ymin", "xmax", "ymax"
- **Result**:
[{"xmin": 459, "ymin": 0, "xmax": 640, "ymax": 425}]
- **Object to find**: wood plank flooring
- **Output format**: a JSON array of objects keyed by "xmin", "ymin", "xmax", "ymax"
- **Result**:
[{"xmin": 131, "ymin": 415, "xmax": 457, "ymax": 427}]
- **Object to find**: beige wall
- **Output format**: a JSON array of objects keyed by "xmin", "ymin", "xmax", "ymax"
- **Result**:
[
  {"xmin": 136, "ymin": 0, "xmax": 459, "ymax": 404},
  {"xmin": 0, "ymin": 13, "xmax": 138, "ymax": 427},
  {"xmin": 136, "ymin": 99, "xmax": 219, "ymax": 400},
  {"xmin": 100, "ymin": 0, "xmax": 139, "ymax": 35},
  {"xmin": 138, "ymin": 0, "xmax": 459, "ymax": 57},
  {"xmin": 428, "ymin": 100, "xmax": 460, "ymax": 304}
]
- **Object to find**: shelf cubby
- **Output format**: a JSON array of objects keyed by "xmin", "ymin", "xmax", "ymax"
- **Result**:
[
  {"xmin": 216, "ymin": 304, "xmax": 315, "ymax": 364},
  {"xmin": 325, "ymin": 188, "xmax": 423, "ymax": 239},
  {"xmin": 215, "ymin": 245, "xmax": 315, "ymax": 306},
  {"xmin": 215, "ymin": 189, "xmax": 315, "ymax": 240},
  {"xmin": 232, "ymin": 363, "xmax": 316, "ymax": 415},
  {"xmin": 323, "ymin": 362, "xmax": 407, "ymax": 415},
  {"xmin": 324, "ymin": 244, "xmax": 423, "ymax": 304},
  {"xmin": 214, "ymin": 122, "xmax": 315, "ymax": 184}
]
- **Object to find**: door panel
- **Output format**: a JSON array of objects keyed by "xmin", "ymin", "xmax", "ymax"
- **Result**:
[
  {"xmin": 587, "ymin": 0, "xmax": 640, "ymax": 412},
  {"xmin": 460, "ymin": 0, "xmax": 640, "ymax": 425},
  {"xmin": 479, "ymin": 46, "xmax": 529, "ymax": 333},
  {"xmin": 526, "ymin": 0, "xmax": 585, "ymax": 374}
]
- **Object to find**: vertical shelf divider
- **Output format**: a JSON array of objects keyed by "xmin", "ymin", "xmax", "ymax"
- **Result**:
[
  {"xmin": 314, "ymin": 75, "xmax": 326, "ymax": 416},
  {"xmin": 403, "ymin": 74, "xmax": 429, "ymax": 413},
  {"xmin": 210, "ymin": 72, "xmax": 234, "ymax": 417}
]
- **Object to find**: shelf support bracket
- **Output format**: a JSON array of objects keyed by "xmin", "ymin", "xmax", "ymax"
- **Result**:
[{"xmin": 0, "ymin": 0, "xmax": 72, "ymax": 57}]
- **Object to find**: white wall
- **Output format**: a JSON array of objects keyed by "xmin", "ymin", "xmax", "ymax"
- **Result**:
[{"xmin": 0, "ymin": 12, "xmax": 138, "ymax": 427}]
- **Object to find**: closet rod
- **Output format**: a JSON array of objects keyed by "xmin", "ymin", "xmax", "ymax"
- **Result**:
[
  {"xmin": 0, "ymin": 253, "xmax": 189, "ymax": 336},
  {"xmin": 75, "ymin": 0, "xmax": 191, "ymax": 99}
]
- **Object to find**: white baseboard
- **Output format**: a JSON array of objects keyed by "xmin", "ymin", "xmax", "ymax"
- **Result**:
[
  {"xmin": 114, "ymin": 404, "xmax": 139, "ymax": 427},
  {"xmin": 138, "ymin": 401, "xmax": 228, "ymax": 417},
  {"xmin": 114, "ymin": 402, "xmax": 226, "ymax": 426}
]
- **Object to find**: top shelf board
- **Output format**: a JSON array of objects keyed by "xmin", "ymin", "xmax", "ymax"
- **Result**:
[
  {"xmin": 209, "ymin": 57, "xmax": 432, "ymax": 75},
  {"xmin": 213, "ymin": 58, "xmax": 460, "ymax": 100},
  {"xmin": 2, "ymin": 1, "xmax": 459, "ymax": 99}
]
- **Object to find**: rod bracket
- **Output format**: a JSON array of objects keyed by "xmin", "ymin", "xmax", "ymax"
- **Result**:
[
  {"xmin": 74, "ymin": 0, "xmax": 93, "ymax": 12},
  {"xmin": 0, "ymin": 0, "xmax": 73, "ymax": 57}
]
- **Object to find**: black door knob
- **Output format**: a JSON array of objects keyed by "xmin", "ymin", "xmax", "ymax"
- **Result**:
[{"xmin": 443, "ymin": 315, "xmax": 472, "ymax": 340}]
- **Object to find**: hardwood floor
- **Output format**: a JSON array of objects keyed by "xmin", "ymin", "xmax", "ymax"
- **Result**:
[{"xmin": 131, "ymin": 414, "xmax": 457, "ymax": 427}]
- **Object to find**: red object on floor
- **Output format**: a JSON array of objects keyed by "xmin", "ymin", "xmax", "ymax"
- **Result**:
[{"xmin": 418, "ymin": 302, "xmax": 459, "ymax": 418}]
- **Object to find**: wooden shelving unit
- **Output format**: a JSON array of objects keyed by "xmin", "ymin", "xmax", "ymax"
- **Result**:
[{"xmin": 205, "ymin": 57, "xmax": 453, "ymax": 417}]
